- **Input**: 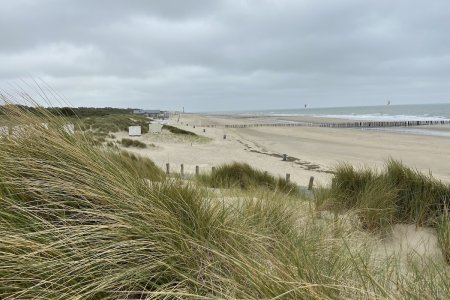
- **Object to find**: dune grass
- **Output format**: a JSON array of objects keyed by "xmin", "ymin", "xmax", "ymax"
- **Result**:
[
  {"xmin": 322, "ymin": 160, "xmax": 450, "ymax": 228},
  {"xmin": 1, "ymin": 101, "xmax": 450, "ymax": 298},
  {"xmin": 197, "ymin": 162, "xmax": 299, "ymax": 195},
  {"xmin": 317, "ymin": 159, "xmax": 450, "ymax": 263},
  {"xmin": 437, "ymin": 206, "xmax": 450, "ymax": 264}
]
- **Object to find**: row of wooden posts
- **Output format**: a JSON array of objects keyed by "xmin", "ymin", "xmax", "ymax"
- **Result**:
[
  {"xmin": 199, "ymin": 119, "xmax": 450, "ymax": 129},
  {"xmin": 165, "ymin": 163, "xmax": 315, "ymax": 190}
]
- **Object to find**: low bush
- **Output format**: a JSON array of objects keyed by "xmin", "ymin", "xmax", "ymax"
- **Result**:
[
  {"xmin": 197, "ymin": 162, "xmax": 298, "ymax": 195},
  {"xmin": 120, "ymin": 138, "xmax": 147, "ymax": 148}
]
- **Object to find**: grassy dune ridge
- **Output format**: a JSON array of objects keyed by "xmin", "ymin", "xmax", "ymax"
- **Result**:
[
  {"xmin": 317, "ymin": 161, "xmax": 450, "ymax": 229},
  {"xmin": 1, "ymin": 103, "xmax": 450, "ymax": 298},
  {"xmin": 197, "ymin": 162, "xmax": 299, "ymax": 195}
]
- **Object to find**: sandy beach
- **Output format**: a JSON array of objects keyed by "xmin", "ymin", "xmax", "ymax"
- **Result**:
[{"xmin": 119, "ymin": 113, "xmax": 450, "ymax": 187}]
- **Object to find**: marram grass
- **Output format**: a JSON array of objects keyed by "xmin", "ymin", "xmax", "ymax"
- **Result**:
[
  {"xmin": 1, "ymin": 101, "xmax": 450, "ymax": 298},
  {"xmin": 197, "ymin": 162, "xmax": 299, "ymax": 195}
]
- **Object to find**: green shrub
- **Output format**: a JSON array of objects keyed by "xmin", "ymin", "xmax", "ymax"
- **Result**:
[{"xmin": 120, "ymin": 138, "xmax": 147, "ymax": 148}]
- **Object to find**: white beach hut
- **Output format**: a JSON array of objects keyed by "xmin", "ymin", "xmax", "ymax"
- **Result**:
[
  {"xmin": 128, "ymin": 126, "xmax": 142, "ymax": 136},
  {"xmin": 149, "ymin": 123, "xmax": 163, "ymax": 134}
]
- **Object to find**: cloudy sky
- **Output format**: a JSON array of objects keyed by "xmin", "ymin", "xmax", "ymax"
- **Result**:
[{"xmin": 1, "ymin": 0, "xmax": 449, "ymax": 111}]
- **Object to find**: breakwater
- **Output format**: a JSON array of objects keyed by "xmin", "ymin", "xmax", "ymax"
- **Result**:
[{"xmin": 200, "ymin": 119, "xmax": 450, "ymax": 129}]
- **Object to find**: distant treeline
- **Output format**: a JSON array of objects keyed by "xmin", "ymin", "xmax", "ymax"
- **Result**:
[{"xmin": 0, "ymin": 105, "xmax": 136, "ymax": 117}]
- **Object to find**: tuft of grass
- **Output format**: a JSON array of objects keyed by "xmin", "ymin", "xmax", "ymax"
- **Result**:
[
  {"xmin": 320, "ymin": 159, "xmax": 450, "ymax": 261},
  {"xmin": 330, "ymin": 163, "xmax": 376, "ymax": 210},
  {"xmin": 355, "ymin": 178, "xmax": 397, "ymax": 231},
  {"xmin": 385, "ymin": 159, "xmax": 449, "ymax": 225},
  {"xmin": 107, "ymin": 150, "xmax": 165, "ymax": 181},
  {"xmin": 163, "ymin": 124, "xmax": 197, "ymax": 136},
  {"xmin": 197, "ymin": 162, "xmax": 298, "ymax": 195},
  {"xmin": 326, "ymin": 160, "xmax": 450, "ymax": 227},
  {"xmin": 120, "ymin": 138, "xmax": 147, "ymax": 148}
]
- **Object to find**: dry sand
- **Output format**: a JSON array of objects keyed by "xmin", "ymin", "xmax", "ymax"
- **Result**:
[{"xmin": 118, "ymin": 113, "xmax": 450, "ymax": 187}]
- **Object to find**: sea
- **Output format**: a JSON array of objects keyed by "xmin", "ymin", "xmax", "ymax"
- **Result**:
[{"xmin": 208, "ymin": 103, "xmax": 450, "ymax": 138}]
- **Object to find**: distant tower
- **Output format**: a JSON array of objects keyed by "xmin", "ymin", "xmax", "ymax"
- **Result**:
[
  {"xmin": 387, "ymin": 100, "xmax": 390, "ymax": 105},
  {"xmin": 183, "ymin": 107, "xmax": 185, "ymax": 113},
  {"xmin": 304, "ymin": 104, "xmax": 307, "ymax": 109}
]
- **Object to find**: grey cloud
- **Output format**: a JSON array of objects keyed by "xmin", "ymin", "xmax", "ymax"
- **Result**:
[{"xmin": 1, "ymin": 0, "xmax": 449, "ymax": 111}]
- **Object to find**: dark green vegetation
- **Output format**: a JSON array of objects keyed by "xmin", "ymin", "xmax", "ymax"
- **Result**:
[
  {"xmin": 80, "ymin": 114, "xmax": 150, "ymax": 134},
  {"xmin": 198, "ymin": 162, "xmax": 299, "ymax": 195},
  {"xmin": 163, "ymin": 124, "xmax": 197, "ymax": 136},
  {"xmin": 1, "ymin": 103, "xmax": 450, "ymax": 298},
  {"xmin": 120, "ymin": 138, "xmax": 147, "ymax": 148},
  {"xmin": 0, "ymin": 104, "xmax": 135, "ymax": 117}
]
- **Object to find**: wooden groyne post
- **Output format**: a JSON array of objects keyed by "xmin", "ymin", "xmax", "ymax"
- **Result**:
[
  {"xmin": 286, "ymin": 173, "xmax": 290, "ymax": 183},
  {"xmin": 180, "ymin": 164, "xmax": 184, "ymax": 177},
  {"xmin": 308, "ymin": 176, "xmax": 314, "ymax": 190},
  {"xmin": 166, "ymin": 163, "xmax": 170, "ymax": 175},
  {"xmin": 195, "ymin": 166, "xmax": 199, "ymax": 176}
]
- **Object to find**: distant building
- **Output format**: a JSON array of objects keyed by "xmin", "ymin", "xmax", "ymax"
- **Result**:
[{"xmin": 133, "ymin": 109, "xmax": 169, "ymax": 119}]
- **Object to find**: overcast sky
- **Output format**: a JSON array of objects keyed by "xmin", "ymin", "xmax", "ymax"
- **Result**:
[{"xmin": 1, "ymin": 0, "xmax": 449, "ymax": 111}]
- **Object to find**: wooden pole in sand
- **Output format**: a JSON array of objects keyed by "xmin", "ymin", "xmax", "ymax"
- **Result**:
[
  {"xmin": 180, "ymin": 164, "xmax": 184, "ymax": 177},
  {"xmin": 283, "ymin": 154, "xmax": 287, "ymax": 161},
  {"xmin": 195, "ymin": 166, "xmax": 199, "ymax": 176},
  {"xmin": 166, "ymin": 163, "xmax": 170, "ymax": 175},
  {"xmin": 308, "ymin": 176, "xmax": 314, "ymax": 190},
  {"xmin": 212, "ymin": 166, "xmax": 216, "ymax": 173},
  {"xmin": 286, "ymin": 173, "xmax": 290, "ymax": 183}
]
